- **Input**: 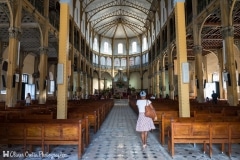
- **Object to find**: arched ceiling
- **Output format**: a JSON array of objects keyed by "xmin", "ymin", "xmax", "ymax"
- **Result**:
[{"xmin": 83, "ymin": 0, "xmax": 154, "ymax": 38}]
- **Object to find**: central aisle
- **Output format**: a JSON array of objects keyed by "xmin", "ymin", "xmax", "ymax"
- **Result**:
[{"xmin": 81, "ymin": 99, "xmax": 171, "ymax": 160}]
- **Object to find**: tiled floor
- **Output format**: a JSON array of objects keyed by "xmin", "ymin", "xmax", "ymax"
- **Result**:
[{"xmin": 1, "ymin": 99, "xmax": 240, "ymax": 160}]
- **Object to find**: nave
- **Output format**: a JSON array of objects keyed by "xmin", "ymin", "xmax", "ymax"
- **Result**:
[{"xmin": 1, "ymin": 99, "xmax": 240, "ymax": 160}]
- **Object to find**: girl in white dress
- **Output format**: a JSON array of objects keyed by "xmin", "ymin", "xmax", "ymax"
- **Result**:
[
  {"xmin": 136, "ymin": 91, "xmax": 156, "ymax": 149},
  {"xmin": 25, "ymin": 93, "xmax": 31, "ymax": 106}
]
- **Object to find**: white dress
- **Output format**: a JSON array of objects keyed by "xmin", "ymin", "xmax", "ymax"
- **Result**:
[
  {"xmin": 25, "ymin": 96, "xmax": 31, "ymax": 105},
  {"xmin": 136, "ymin": 99, "xmax": 156, "ymax": 132}
]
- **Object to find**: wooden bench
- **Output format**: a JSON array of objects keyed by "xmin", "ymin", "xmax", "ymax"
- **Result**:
[
  {"xmin": 228, "ymin": 123, "xmax": 240, "ymax": 157},
  {"xmin": 1, "ymin": 122, "xmax": 26, "ymax": 150},
  {"xmin": 0, "ymin": 118, "xmax": 88, "ymax": 160},
  {"xmin": 21, "ymin": 112, "xmax": 54, "ymax": 119},
  {"xmin": 210, "ymin": 122, "xmax": 229, "ymax": 156},
  {"xmin": 168, "ymin": 121, "xmax": 240, "ymax": 158},
  {"xmin": 68, "ymin": 109, "xmax": 98, "ymax": 133},
  {"xmin": 155, "ymin": 110, "xmax": 178, "ymax": 124},
  {"xmin": 160, "ymin": 115, "xmax": 199, "ymax": 145},
  {"xmin": 0, "ymin": 101, "xmax": 5, "ymax": 110},
  {"xmin": 168, "ymin": 122, "xmax": 211, "ymax": 157}
]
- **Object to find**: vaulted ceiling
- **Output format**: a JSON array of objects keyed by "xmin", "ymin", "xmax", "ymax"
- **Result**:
[
  {"xmin": 83, "ymin": 0, "xmax": 154, "ymax": 38},
  {"xmin": 0, "ymin": 0, "xmax": 240, "ymax": 62}
]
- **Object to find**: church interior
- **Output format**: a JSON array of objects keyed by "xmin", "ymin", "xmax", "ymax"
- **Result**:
[{"xmin": 0, "ymin": 0, "xmax": 240, "ymax": 159}]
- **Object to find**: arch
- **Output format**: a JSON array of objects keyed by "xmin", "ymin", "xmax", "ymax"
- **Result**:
[
  {"xmin": 162, "ymin": 52, "xmax": 168, "ymax": 69},
  {"xmin": 198, "ymin": 14, "xmax": 212, "ymax": 43},
  {"xmin": 234, "ymin": 44, "xmax": 240, "ymax": 72},
  {"xmin": 204, "ymin": 51, "xmax": 219, "ymax": 81},
  {"xmin": 129, "ymin": 71, "xmax": 141, "ymax": 89},
  {"xmin": 230, "ymin": 0, "xmax": 237, "ymax": 25},
  {"xmin": 23, "ymin": 54, "xmax": 35, "ymax": 75},
  {"xmin": 49, "ymin": 72, "xmax": 54, "ymax": 81},
  {"xmin": 5, "ymin": 1, "xmax": 13, "ymax": 27}
]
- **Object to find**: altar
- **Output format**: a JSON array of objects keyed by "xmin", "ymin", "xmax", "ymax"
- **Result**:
[
  {"xmin": 113, "ymin": 81, "xmax": 128, "ymax": 94},
  {"xmin": 112, "ymin": 69, "xmax": 129, "ymax": 97}
]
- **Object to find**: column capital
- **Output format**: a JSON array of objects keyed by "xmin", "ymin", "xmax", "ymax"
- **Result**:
[
  {"xmin": 169, "ymin": 85, "xmax": 175, "ymax": 91},
  {"xmin": 39, "ymin": 47, "xmax": 49, "ymax": 55},
  {"xmin": 192, "ymin": 45, "xmax": 202, "ymax": 53},
  {"xmin": 168, "ymin": 62, "xmax": 174, "ymax": 68},
  {"xmin": 160, "ymin": 86, "xmax": 166, "ymax": 91},
  {"xmin": 155, "ymin": 71, "xmax": 161, "ymax": 75},
  {"xmin": 69, "ymin": 45, "xmax": 72, "ymax": 51},
  {"xmin": 221, "ymin": 26, "xmax": 234, "ymax": 38},
  {"xmin": 8, "ymin": 27, "xmax": 22, "ymax": 39},
  {"xmin": 77, "ymin": 68, "xmax": 81, "ymax": 73},
  {"xmin": 160, "ymin": 67, "xmax": 165, "ymax": 72},
  {"xmin": 87, "ymin": 75, "xmax": 90, "ymax": 78}
]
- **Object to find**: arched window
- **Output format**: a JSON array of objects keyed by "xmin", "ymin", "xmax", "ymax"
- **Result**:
[
  {"xmin": 121, "ymin": 58, "xmax": 126, "ymax": 67},
  {"xmin": 132, "ymin": 42, "xmax": 137, "ymax": 53},
  {"xmin": 143, "ymin": 37, "xmax": 147, "ymax": 50},
  {"xmin": 129, "ymin": 57, "xmax": 134, "ymax": 66},
  {"xmin": 100, "ymin": 57, "xmax": 106, "ymax": 65},
  {"xmin": 93, "ymin": 38, "xmax": 98, "ymax": 50},
  {"xmin": 96, "ymin": 55, "xmax": 99, "ymax": 64},
  {"xmin": 104, "ymin": 42, "xmax": 108, "ymax": 53},
  {"xmin": 93, "ymin": 54, "xmax": 96, "ymax": 63},
  {"xmin": 114, "ymin": 58, "xmax": 120, "ymax": 66},
  {"xmin": 118, "ymin": 43, "xmax": 123, "ymax": 54},
  {"xmin": 107, "ymin": 57, "xmax": 112, "ymax": 66}
]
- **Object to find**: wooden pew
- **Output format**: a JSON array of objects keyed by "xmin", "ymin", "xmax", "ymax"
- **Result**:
[
  {"xmin": 0, "ymin": 118, "xmax": 88, "ymax": 160},
  {"xmin": 43, "ymin": 119, "xmax": 85, "ymax": 158},
  {"xmin": 210, "ymin": 122, "xmax": 229, "ymax": 157},
  {"xmin": 68, "ymin": 109, "xmax": 98, "ymax": 133},
  {"xmin": 228, "ymin": 123, "xmax": 240, "ymax": 157},
  {"xmin": 168, "ymin": 122, "xmax": 211, "ymax": 157},
  {"xmin": 24, "ymin": 122, "xmax": 44, "ymax": 152},
  {"xmin": 160, "ymin": 115, "xmax": 204, "ymax": 145},
  {"xmin": 0, "ymin": 101, "xmax": 5, "ymax": 110},
  {"xmin": 155, "ymin": 110, "xmax": 178, "ymax": 124},
  {"xmin": 21, "ymin": 112, "xmax": 54, "ymax": 120},
  {"xmin": 168, "ymin": 121, "xmax": 240, "ymax": 158},
  {"xmin": 0, "ymin": 122, "xmax": 26, "ymax": 151}
]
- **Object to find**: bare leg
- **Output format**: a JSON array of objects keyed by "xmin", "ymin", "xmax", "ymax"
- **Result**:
[
  {"xmin": 141, "ymin": 132, "xmax": 145, "ymax": 144},
  {"xmin": 141, "ymin": 131, "xmax": 148, "ymax": 148},
  {"xmin": 143, "ymin": 131, "xmax": 148, "ymax": 145}
]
